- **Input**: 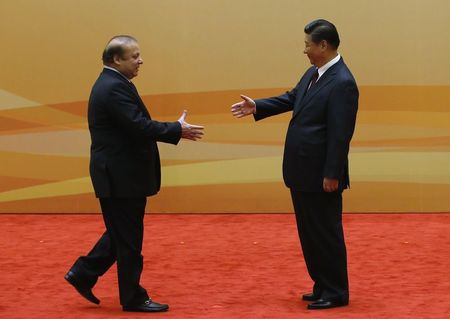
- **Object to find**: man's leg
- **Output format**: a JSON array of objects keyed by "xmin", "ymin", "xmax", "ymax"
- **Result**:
[
  {"xmin": 70, "ymin": 230, "xmax": 116, "ymax": 284},
  {"xmin": 66, "ymin": 208, "xmax": 117, "ymax": 304},
  {"xmin": 99, "ymin": 197, "xmax": 149, "ymax": 306},
  {"xmin": 291, "ymin": 190, "xmax": 349, "ymax": 302},
  {"xmin": 290, "ymin": 189, "xmax": 323, "ymax": 298}
]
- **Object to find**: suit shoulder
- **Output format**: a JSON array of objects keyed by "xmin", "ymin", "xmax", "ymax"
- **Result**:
[
  {"xmin": 95, "ymin": 71, "xmax": 127, "ymax": 86},
  {"xmin": 92, "ymin": 72, "xmax": 131, "ymax": 95},
  {"xmin": 329, "ymin": 68, "xmax": 358, "ymax": 98},
  {"xmin": 337, "ymin": 62, "xmax": 357, "ymax": 83},
  {"xmin": 89, "ymin": 75, "xmax": 131, "ymax": 108}
]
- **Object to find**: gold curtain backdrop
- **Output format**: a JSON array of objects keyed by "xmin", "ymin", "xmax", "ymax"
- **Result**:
[{"xmin": 0, "ymin": 0, "xmax": 449, "ymax": 213}]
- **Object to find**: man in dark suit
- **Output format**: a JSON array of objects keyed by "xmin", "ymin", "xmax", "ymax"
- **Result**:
[
  {"xmin": 231, "ymin": 19, "xmax": 358, "ymax": 310},
  {"xmin": 65, "ymin": 35, "xmax": 204, "ymax": 313}
]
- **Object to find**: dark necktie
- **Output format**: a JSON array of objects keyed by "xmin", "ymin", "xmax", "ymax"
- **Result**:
[{"xmin": 308, "ymin": 69, "xmax": 319, "ymax": 90}]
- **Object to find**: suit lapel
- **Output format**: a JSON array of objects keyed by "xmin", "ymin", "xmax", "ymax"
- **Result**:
[
  {"xmin": 292, "ymin": 59, "xmax": 343, "ymax": 118},
  {"xmin": 292, "ymin": 67, "xmax": 316, "ymax": 118},
  {"xmin": 103, "ymin": 68, "xmax": 152, "ymax": 119}
]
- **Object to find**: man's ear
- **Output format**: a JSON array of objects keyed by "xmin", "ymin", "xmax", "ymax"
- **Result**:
[
  {"xmin": 112, "ymin": 54, "xmax": 121, "ymax": 66},
  {"xmin": 320, "ymin": 40, "xmax": 328, "ymax": 51}
]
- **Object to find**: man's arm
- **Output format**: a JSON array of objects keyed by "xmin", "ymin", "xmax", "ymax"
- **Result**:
[
  {"xmin": 108, "ymin": 83, "xmax": 203, "ymax": 144},
  {"xmin": 324, "ymin": 79, "xmax": 359, "ymax": 183},
  {"xmin": 231, "ymin": 87, "xmax": 297, "ymax": 121},
  {"xmin": 254, "ymin": 89, "xmax": 296, "ymax": 121}
]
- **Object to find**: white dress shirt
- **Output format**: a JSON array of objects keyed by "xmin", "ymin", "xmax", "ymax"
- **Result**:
[{"xmin": 317, "ymin": 53, "xmax": 341, "ymax": 80}]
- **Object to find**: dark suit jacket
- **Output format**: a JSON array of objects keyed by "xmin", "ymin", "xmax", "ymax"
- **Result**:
[
  {"xmin": 88, "ymin": 68, "xmax": 182, "ymax": 198},
  {"xmin": 254, "ymin": 58, "xmax": 358, "ymax": 192}
]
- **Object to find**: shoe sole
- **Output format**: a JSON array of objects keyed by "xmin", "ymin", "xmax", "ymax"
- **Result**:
[{"xmin": 123, "ymin": 307, "xmax": 169, "ymax": 312}]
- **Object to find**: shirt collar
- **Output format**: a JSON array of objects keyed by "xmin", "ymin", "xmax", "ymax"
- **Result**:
[
  {"xmin": 103, "ymin": 65, "xmax": 131, "ymax": 82},
  {"xmin": 317, "ymin": 53, "xmax": 341, "ymax": 79}
]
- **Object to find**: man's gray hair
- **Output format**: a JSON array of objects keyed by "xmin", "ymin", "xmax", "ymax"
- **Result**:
[{"xmin": 102, "ymin": 35, "xmax": 138, "ymax": 64}]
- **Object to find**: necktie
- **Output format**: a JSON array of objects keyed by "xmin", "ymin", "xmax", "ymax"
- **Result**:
[{"xmin": 308, "ymin": 69, "xmax": 319, "ymax": 90}]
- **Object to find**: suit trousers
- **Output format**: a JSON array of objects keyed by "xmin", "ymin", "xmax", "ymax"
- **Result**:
[
  {"xmin": 71, "ymin": 197, "xmax": 149, "ymax": 306},
  {"xmin": 290, "ymin": 189, "xmax": 349, "ymax": 301}
]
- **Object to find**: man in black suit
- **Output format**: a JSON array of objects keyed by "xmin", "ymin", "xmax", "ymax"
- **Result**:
[
  {"xmin": 65, "ymin": 35, "xmax": 204, "ymax": 313},
  {"xmin": 231, "ymin": 19, "xmax": 358, "ymax": 310}
]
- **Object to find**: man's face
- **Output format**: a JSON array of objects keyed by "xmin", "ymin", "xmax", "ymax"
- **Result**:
[
  {"xmin": 303, "ymin": 34, "xmax": 323, "ymax": 67},
  {"xmin": 115, "ymin": 42, "xmax": 143, "ymax": 79}
]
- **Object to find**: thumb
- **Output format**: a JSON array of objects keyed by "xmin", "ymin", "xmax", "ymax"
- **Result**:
[
  {"xmin": 178, "ymin": 110, "xmax": 187, "ymax": 122},
  {"xmin": 240, "ymin": 94, "xmax": 252, "ymax": 102}
]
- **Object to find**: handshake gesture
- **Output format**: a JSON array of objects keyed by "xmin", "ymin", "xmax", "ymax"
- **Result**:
[{"xmin": 178, "ymin": 110, "xmax": 204, "ymax": 141}]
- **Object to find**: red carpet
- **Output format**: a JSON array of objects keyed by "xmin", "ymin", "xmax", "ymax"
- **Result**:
[{"xmin": 0, "ymin": 213, "xmax": 449, "ymax": 318}]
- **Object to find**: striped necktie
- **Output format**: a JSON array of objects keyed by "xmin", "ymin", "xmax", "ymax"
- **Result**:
[{"xmin": 308, "ymin": 69, "xmax": 319, "ymax": 90}]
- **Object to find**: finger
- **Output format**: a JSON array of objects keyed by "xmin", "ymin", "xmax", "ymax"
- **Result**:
[
  {"xmin": 186, "ymin": 129, "xmax": 204, "ymax": 136},
  {"xmin": 191, "ymin": 129, "xmax": 204, "ymax": 134},
  {"xmin": 334, "ymin": 181, "xmax": 339, "ymax": 191},
  {"xmin": 231, "ymin": 102, "xmax": 243, "ymax": 110},
  {"xmin": 231, "ymin": 108, "xmax": 245, "ymax": 116},
  {"xmin": 232, "ymin": 106, "xmax": 249, "ymax": 117},
  {"xmin": 188, "ymin": 133, "xmax": 203, "ymax": 141},
  {"xmin": 186, "ymin": 124, "xmax": 205, "ymax": 129},
  {"xmin": 190, "ymin": 132, "xmax": 204, "ymax": 138},
  {"xmin": 182, "ymin": 134, "xmax": 198, "ymax": 141}
]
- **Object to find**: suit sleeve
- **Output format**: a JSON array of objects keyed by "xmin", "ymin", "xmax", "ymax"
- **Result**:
[
  {"xmin": 107, "ymin": 83, "xmax": 182, "ymax": 145},
  {"xmin": 324, "ymin": 79, "xmax": 358, "ymax": 178},
  {"xmin": 253, "ymin": 87, "xmax": 297, "ymax": 121}
]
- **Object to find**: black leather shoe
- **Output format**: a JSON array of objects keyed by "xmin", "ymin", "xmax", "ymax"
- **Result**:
[
  {"xmin": 307, "ymin": 298, "xmax": 349, "ymax": 310},
  {"xmin": 302, "ymin": 292, "xmax": 320, "ymax": 301},
  {"xmin": 123, "ymin": 299, "xmax": 169, "ymax": 312},
  {"xmin": 64, "ymin": 271, "xmax": 100, "ymax": 305}
]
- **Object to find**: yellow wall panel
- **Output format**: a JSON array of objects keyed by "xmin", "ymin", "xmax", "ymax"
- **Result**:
[{"xmin": 0, "ymin": 1, "xmax": 449, "ymax": 213}]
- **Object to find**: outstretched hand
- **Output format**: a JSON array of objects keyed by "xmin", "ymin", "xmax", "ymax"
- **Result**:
[
  {"xmin": 231, "ymin": 95, "xmax": 256, "ymax": 118},
  {"xmin": 178, "ymin": 110, "xmax": 204, "ymax": 141}
]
